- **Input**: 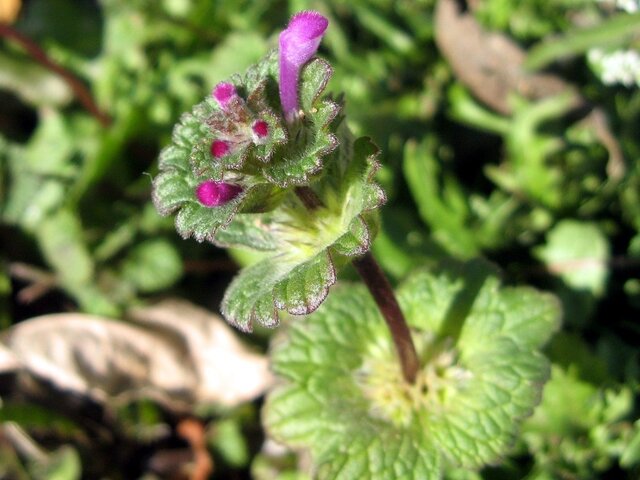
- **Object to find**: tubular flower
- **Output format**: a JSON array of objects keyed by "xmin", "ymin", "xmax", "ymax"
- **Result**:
[
  {"xmin": 212, "ymin": 82, "xmax": 238, "ymax": 110},
  {"xmin": 210, "ymin": 140, "xmax": 230, "ymax": 159},
  {"xmin": 279, "ymin": 11, "xmax": 329, "ymax": 121},
  {"xmin": 196, "ymin": 180, "xmax": 243, "ymax": 207}
]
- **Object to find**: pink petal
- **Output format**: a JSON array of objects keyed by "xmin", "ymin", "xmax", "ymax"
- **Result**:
[
  {"xmin": 196, "ymin": 181, "xmax": 243, "ymax": 207},
  {"xmin": 279, "ymin": 11, "xmax": 329, "ymax": 121},
  {"xmin": 212, "ymin": 82, "xmax": 238, "ymax": 110},
  {"xmin": 211, "ymin": 140, "xmax": 230, "ymax": 159},
  {"xmin": 252, "ymin": 120, "xmax": 269, "ymax": 138}
]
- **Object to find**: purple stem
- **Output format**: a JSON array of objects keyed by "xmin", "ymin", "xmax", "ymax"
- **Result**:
[{"xmin": 294, "ymin": 186, "xmax": 419, "ymax": 383}]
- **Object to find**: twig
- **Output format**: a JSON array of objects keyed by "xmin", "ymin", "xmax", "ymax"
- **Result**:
[
  {"xmin": 0, "ymin": 24, "xmax": 111, "ymax": 127},
  {"xmin": 9, "ymin": 262, "xmax": 57, "ymax": 303},
  {"xmin": 177, "ymin": 418, "xmax": 214, "ymax": 480}
]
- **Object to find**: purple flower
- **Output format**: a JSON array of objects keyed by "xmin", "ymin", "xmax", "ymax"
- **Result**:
[
  {"xmin": 252, "ymin": 120, "xmax": 269, "ymax": 139},
  {"xmin": 196, "ymin": 180, "xmax": 243, "ymax": 207},
  {"xmin": 212, "ymin": 82, "xmax": 238, "ymax": 110},
  {"xmin": 279, "ymin": 11, "xmax": 329, "ymax": 122},
  {"xmin": 210, "ymin": 139, "xmax": 230, "ymax": 159}
]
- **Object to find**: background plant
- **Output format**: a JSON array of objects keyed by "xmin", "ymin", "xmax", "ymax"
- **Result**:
[{"xmin": 1, "ymin": 0, "xmax": 639, "ymax": 479}]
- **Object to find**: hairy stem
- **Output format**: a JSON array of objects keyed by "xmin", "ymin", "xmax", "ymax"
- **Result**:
[
  {"xmin": 0, "ymin": 24, "xmax": 111, "ymax": 127},
  {"xmin": 353, "ymin": 252, "xmax": 419, "ymax": 383},
  {"xmin": 294, "ymin": 186, "xmax": 420, "ymax": 383}
]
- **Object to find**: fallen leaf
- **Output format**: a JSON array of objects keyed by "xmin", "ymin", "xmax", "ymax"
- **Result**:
[
  {"xmin": 434, "ymin": 0, "xmax": 624, "ymax": 178},
  {"xmin": 128, "ymin": 298, "xmax": 274, "ymax": 408},
  {"xmin": 1, "ymin": 299, "xmax": 272, "ymax": 412},
  {"xmin": 434, "ymin": 0, "xmax": 569, "ymax": 115}
]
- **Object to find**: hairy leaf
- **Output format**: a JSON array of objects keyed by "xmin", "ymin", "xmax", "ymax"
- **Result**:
[
  {"xmin": 220, "ymin": 136, "xmax": 384, "ymax": 330},
  {"xmin": 264, "ymin": 261, "xmax": 560, "ymax": 478}
]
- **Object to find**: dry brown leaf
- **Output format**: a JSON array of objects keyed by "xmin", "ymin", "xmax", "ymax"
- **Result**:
[
  {"xmin": 434, "ymin": 0, "xmax": 624, "ymax": 178},
  {"xmin": 128, "ymin": 298, "xmax": 274, "ymax": 407},
  {"xmin": 434, "ymin": 0, "xmax": 570, "ymax": 115},
  {"xmin": 1, "ymin": 300, "xmax": 272, "ymax": 412}
]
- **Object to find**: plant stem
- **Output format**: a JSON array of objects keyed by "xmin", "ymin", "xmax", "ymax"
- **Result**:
[
  {"xmin": 0, "ymin": 24, "xmax": 112, "ymax": 127},
  {"xmin": 294, "ymin": 186, "xmax": 420, "ymax": 383},
  {"xmin": 353, "ymin": 252, "xmax": 420, "ymax": 384}
]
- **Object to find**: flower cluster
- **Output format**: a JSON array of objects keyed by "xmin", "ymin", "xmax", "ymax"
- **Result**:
[
  {"xmin": 188, "ymin": 11, "xmax": 331, "ymax": 211},
  {"xmin": 190, "ymin": 81, "xmax": 283, "ymax": 207},
  {"xmin": 152, "ymin": 11, "xmax": 338, "ymax": 243}
]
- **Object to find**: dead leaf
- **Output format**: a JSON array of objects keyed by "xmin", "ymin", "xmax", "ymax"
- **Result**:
[
  {"xmin": 434, "ymin": 0, "xmax": 624, "ymax": 178},
  {"xmin": 434, "ymin": 0, "xmax": 570, "ymax": 115},
  {"xmin": 1, "ymin": 299, "xmax": 273, "ymax": 412},
  {"xmin": 128, "ymin": 298, "xmax": 274, "ymax": 408}
]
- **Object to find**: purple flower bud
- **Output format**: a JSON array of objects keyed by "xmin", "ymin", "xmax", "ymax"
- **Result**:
[
  {"xmin": 211, "ymin": 140, "xmax": 230, "ymax": 159},
  {"xmin": 252, "ymin": 120, "xmax": 269, "ymax": 139},
  {"xmin": 196, "ymin": 180, "xmax": 243, "ymax": 207},
  {"xmin": 212, "ymin": 82, "xmax": 237, "ymax": 110},
  {"xmin": 279, "ymin": 11, "xmax": 329, "ymax": 122}
]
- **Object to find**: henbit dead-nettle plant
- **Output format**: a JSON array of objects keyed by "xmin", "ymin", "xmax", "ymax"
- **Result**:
[{"xmin": 152, "ymin": 11, "xmax": 560, "ymax": 479}]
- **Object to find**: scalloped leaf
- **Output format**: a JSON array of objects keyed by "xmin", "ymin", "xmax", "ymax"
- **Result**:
[
  {"xmin": 152, "ymin": 160, "xmax": 246, "ymax": 242},
  {"xmin": 264, "ymin": 261, "xmax": 561, "ymax": 478},
  {"xmin": 174, "ymin": 199, "xmax": 243, "ymax": 242},
  {"xmin": 151, "ymin": 168, "xmax": 193, "ymax": 216},
  {"xmin": 300, "ymin": 58, "xmax": 334, "ymax": 112},
  {"xmin": 332, "ymin": 216, "xmax": 371, "ymax": 257},
  {"xmin": 218, "ymin": 133, "xmax": 384, "ymax": 329},
  {"xmin": 242, "ymin": 49, "xmax": 279, "ymax": 94},
  {"xmin": 213, "ymin": 212, "xmax": 281, "ymax": 251},
  {"xmin": 222, "ymin": 251, "xmax": 336, "ymax": 331}
]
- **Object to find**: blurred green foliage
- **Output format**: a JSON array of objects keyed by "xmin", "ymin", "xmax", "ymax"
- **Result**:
[{"xmin": 1, "ymin": 0, "xmax": 639, "ymax": 478}]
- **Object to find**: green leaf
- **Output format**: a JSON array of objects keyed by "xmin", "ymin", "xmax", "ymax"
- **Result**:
[
  {"xmin": 152, "ymin": 158, "xmax": 254, "ymax": 243},
  {"xmin": 264, "ymin": 261, "xmax": 560, "ymax": 478},
  {"xmin": 534, "ymin": 220, "xmax": 610, "ymax": 297},
  {"xmin": 1, "ymin": 111, "xmax": 78, "ymax": 230},
  {"xmin": 485, "ymin": 93, "xmax": 576, "ymax": 209},
  {"xmin": 222, "ymin": 250, "xmax": 336, "ymax": 331},
  {"xmin": 0, "ymin": 51, "xmax": 73, "ymax": 108},
  {"xmin": 262, "ymin": 59, "xmax": 340, "ymax": 187},
  {"xmin": 212, "ymin": 212, "xmax": 281, "ymax": 251},
  {"xmin": 352, "ymin": 4, "xmax": 414, "ymax": 55},
  {"xmin": 28, "ymin": 446, "xmax": 81, "ymax": 480},
  {"xmin": 36, "ymin": 209, "xmax": 94, "ymax": 287},
  {"xmin": 621, "ymin": 422, "xmax": 640, "ymax": 468},
  {"xmin": 525, "ymin": 13, "xmax": 640, "ymax": 71},
  {"xmin": 174, "ymin": 198, "xmax": 245, "ymax": 242},
  {"xmin": 403, "ymin": 139, "xmax": 480, "ymax": 258},
  {"xmin": 210, "ymin": 418, "xmax": 251, "ymax": 468},
  {"xmin": 31, "ymin": 208, "xmax": 117, "ymax": 315},
  {"xmin": 120, "ymin": 239, "xmax": 183, "ymax": 293},
  {"xmin": 522, "ymin": 366, "xmax": 636, "ymax": 477},
  {"xmin": 220, "ymin": 136, "xmax": 384, "ymax": 330}
]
